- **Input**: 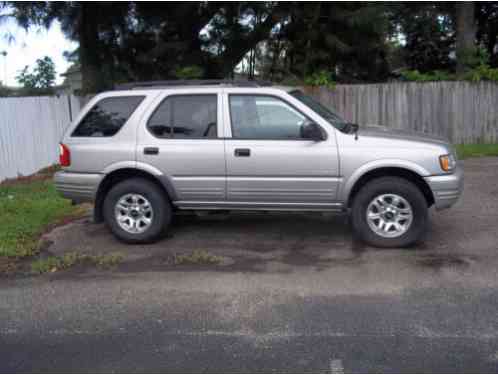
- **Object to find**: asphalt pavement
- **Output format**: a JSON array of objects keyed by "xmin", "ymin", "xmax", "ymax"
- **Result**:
[{"xmin": 1, "ymin": 158, "xmax": 498, "ymax": 373}]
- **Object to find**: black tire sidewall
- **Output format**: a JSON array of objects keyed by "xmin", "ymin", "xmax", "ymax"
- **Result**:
[
  {"xmin": 103, "ymin": 178, "xmax": 171, "ymax": 243},
  {"xmin": 351, "ymin": 177, "xmax": 428, "ymax": 248}
]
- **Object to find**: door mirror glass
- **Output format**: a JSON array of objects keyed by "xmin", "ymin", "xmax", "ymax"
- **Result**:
[{"xmin": 300, "ymin": 122, "xmax": 325, "ymax": 141}]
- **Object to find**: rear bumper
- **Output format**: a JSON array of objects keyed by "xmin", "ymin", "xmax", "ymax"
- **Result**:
[
  {"xmin": 54, "ymin": 171, "xmax": 102, "ymax": 203},
  {"xmin": 424, "ymin": 163, "xmax": 464, "ymax": 210}
]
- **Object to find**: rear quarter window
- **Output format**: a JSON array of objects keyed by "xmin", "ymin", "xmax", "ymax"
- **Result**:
[{"xmin": 72, "ymin": 96, "xmax": 145, "ymax": 137}]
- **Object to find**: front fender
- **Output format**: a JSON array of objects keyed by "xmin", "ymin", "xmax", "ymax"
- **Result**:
[{"xmin": 339, "ymin": 159, "xmax": 431, "ymax": 203}]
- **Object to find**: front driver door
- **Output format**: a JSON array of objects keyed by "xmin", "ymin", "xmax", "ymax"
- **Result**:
[{"xmin": 224, "ymin": 93, "xmax": 340, "ymax": 208}]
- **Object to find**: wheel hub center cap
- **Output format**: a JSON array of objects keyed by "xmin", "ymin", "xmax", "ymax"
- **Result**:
[
  {"xmin": 114, "ymin": 193, "xmax": 154, "ymax": 234},
  {"xmin": 366, "ymin": 194, "xmax": 414, "ymax": 239}
]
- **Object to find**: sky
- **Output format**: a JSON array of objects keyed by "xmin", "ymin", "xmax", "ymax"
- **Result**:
[{"xmin": 0, "ymin": 18, "xmax": 77, "ymax": 86}]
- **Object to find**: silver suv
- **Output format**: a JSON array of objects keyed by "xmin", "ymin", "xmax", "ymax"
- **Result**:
[{"xmin": 55, "ymin": 80, "xmax": 463, "ymax": 248}]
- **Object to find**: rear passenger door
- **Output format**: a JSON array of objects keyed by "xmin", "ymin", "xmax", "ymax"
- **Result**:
[{"xmin": 137, "ymin": 90, "xmax": 225, "ymax": 203}]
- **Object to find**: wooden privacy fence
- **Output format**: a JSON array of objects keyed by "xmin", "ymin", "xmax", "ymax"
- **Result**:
[
  {"xmin": 306, "ymin": 81, "xmax": 498, "ymax": 144},
  {"xmin": 0, "ymin": 95, "xmax": 83, "ymax": 182}
]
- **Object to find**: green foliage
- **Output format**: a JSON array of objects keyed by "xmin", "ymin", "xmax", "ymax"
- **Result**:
[
  {"xmin": 6, "ymin": 2, "xmax": 498, "ymax": 86},
  {"xmin": 458, "ymin": 49, "xmax": 498, "ymax": 82},
  {"xmin": 0, "ymin": 177, "xmax": 83, "ymax": 258},
  {"xmin": 31, "ymin": 253, "xmax": 78, "ymax": 274},
  {"xmin": 388, "ymin": 3, "xmax": 455, "ymax": 73},
  {"xmin": 0, "ymin": 86, "xmax": 56, "ymax": 97},
  {"xmin": 400, "ymin": 50, "xmax": 498, "ymax": 84},
  {"xmin": 400, "ymin": 70, "xmax": 454, "ymax": 82},
  {"xmin": 31, "ymin": 252, "xmax": 123, "ymax": 274},
  {"xmin": 455, "ymin": 144, "xmax": 498, "ymax": 159},
  {"xmin": 279, "ymin": 3, "xmax": 390, "ymax": 83},
  {"xmin": 462, "ymin": 64, "xmax": 498, "ymax": 82},
  {"xmin": 304, "ymin": 70, "xmax": 336, "ymax": 89},
  {"xmin": 0, "ymin": 85, "xmax": 14, "ymax": 97},
  {"xmin": 475, "ymin": 3, "xmax": 498, "ymax": 69},
  {"xmin": 174, "ymin": 250, "xmax": 223, "ymax": 265},
  {"xmin": 16, "ymin": 56, "xmax": 56, "ymax": 89},
  {"xmin": 173, "ymin": 65, "xmax": 204, "ymax": 80}
]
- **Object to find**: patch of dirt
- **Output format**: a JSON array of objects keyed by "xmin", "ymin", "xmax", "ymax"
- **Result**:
[
  {"xmin": 0, "ymin": 165, "xmax": 61, "ymax": 186},
  {"xmin": 0, "ymin": 257, "xmax": 19, "ymax": 276},
  {"xmin": 39, "ymin": 204, "xmax": 92, "ymax": 240},
  {"xmin": 415, "ymin": 253, "xmax": 477, "ymax": 269}
]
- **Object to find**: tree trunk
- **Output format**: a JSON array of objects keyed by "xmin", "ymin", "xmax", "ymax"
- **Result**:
[
  {"xmin": 456, "ymin": 2, "xmax": 477, "ymax": 74},
  {"xmin": 78, "ymin": 4, "xmax": 105, "ymax": 93}
]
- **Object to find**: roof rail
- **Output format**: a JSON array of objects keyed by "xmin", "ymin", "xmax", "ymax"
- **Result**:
[{"xmin": 114, "ymin": 79, "xmax": 273, "ymax": 90}]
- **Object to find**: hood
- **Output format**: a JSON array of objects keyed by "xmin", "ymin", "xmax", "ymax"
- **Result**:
[{"xmin": 358, "ymin": 124, "xmax": 449, "ymax": 146}]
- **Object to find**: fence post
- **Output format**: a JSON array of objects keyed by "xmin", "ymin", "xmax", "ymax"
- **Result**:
[{"xmin": 67, "ymin": 94, "xmax": 73, "ymax": 122}]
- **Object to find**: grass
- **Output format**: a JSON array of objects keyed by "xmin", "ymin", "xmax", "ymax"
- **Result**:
[
  {"xmin": 0, "ymin": 177, "xmax": 84, "ymax": 259},
  {"xmin": 30, "ymin": 252, "xmax": 123, "ymax": 274},
  {"xmin": 30, "ymin": 253, "xmax": 78, "ymax": 274},
  {"xmin": 455, "ymin": 144, "xmax": 498, "ymax": 159},
  {"xmin": 174, "ymin": 250, "xmax": 223, "ymax": 265}
]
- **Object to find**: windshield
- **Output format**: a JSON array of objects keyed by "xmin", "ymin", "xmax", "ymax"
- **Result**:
[{"xmin": 290, "ymin": 90, "xmax": 347, "ymax": 130}]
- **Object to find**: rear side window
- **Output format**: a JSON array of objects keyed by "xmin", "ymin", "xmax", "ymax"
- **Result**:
[
  {"xmin": 72, "ymin": 96, "xmax": 145, "ymax": 137},
  {"xmin": 147, "ymin": 95, "xmax": 217, "ymax": 138}
]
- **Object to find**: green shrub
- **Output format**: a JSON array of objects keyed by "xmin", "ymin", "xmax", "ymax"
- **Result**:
[
  {"xmin": 401, "ymin": 48, "xmax": 498, "ymax": 83},
  {"xmin": 174, "ymin": 65, "xmax": 204, "ymax": 80},
  {"xmin": 304, "ymin": 70, "xmax": 336, "ymax": 89},
  {"xmin": 400, "ymin": 69, "xmax": 454, "ymax": 82},
  {"xmin": 461, "ymin": 64, "xmax": 498, "ymax": 83}
]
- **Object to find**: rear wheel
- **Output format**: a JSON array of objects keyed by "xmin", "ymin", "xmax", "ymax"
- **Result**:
[
  {"xmin": 103, "ymin": 178, "xmax": 171, "ymax": 243},
  {"xmin": 351, "ymin": 177, "xmax": 428, "ymax": 248}
]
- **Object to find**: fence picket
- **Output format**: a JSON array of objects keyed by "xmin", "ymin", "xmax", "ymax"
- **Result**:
[{"xmin": 305, "ymin": 81, "xmax": 498, "ymax": 144}]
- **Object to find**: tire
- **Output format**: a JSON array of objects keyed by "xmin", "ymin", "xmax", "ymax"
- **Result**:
[
  {"xmin": 103, "ymin": 178, "xmax": 172, "ymax": 244},
  {"xmin": 350, "ymin": 177, "xmax": 428, "ymax": 248}
]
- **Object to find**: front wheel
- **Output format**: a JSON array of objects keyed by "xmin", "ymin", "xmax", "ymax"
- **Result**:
[
  {"xmin": 103, "ymin": 178, "xmax": 172, "ymax": 243},
  {"xmin": 351, "ymin": 177, "xmax": 428, "ymax": 248}
]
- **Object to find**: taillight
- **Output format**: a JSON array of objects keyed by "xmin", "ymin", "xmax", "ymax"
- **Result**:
[{"xmin": 59, "ymin": 143, "xmax": 70, "ymax": 167}]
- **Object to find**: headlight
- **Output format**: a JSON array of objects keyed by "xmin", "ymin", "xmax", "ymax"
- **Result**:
[{"xmin": 439, "ymin": 154, "xmax": 456, "ymax": 172}]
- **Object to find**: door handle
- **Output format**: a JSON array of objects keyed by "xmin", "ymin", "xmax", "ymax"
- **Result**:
[
  {"xmin": 144, "ymin": 147, "xmax": 159, "ymax": 155},
  {"xmin": 234, "ymin": 148, "xmax": 250, "ymax": 157}
]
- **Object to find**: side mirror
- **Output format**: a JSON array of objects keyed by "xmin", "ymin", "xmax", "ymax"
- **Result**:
[{"xmin": 301, "ymin": 122, "xmax": 325, "ymax": 141}]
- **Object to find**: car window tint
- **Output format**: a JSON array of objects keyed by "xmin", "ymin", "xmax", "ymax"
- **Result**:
[
  {"xmin": 147, "ymin": 95, "xmax": 217, "ymax": 138},
  {"xmin": 229, "ymin": 95, "xmax": 308, "ymax": 139},
  {"xmin": 72, "ymin": 96, "xmax": 144, "ymax": 137}
]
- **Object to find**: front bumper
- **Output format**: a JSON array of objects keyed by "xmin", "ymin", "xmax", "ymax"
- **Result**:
[
  {"xmin": 424, "ymin": 163, "xmax": 464, "ymax": 210},
  {"xmin": 54, "ymin": 171, "xmax": 103, "ymax": 203}
]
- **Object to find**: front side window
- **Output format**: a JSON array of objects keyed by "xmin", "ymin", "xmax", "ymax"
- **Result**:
[
  {"xmin": 290, "ymin": 90, "xmax": 346, "ymax": 130},
  {"xmin": 229, "ymin": 95, "xmax": 311, "ymax": 140},
  {"xmin": 147, "ymin": 95, "xmax": 217, "ymax": 138},
  {"xmin": 72, "ymin": 96, "xmax": 144, "ymax": 137}
]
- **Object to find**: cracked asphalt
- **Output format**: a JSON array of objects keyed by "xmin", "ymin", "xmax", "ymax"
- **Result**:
[{"xmin": 1, "ymin": 158, "xmax": 498, "ymax": 373}]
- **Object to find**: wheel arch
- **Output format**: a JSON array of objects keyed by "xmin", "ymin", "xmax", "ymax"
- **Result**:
[
  {"xmin": 94, "ymin": 167, "xmax": 175, "ymax": 223},
  {"xmin": 346, "ymin": 166, "xmax": 435, "ymax": 208}
]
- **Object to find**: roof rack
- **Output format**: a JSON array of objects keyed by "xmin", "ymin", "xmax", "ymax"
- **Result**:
[{"xmin": 114, "ymin": 79, "xmax": 273, "ymax": 90}]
